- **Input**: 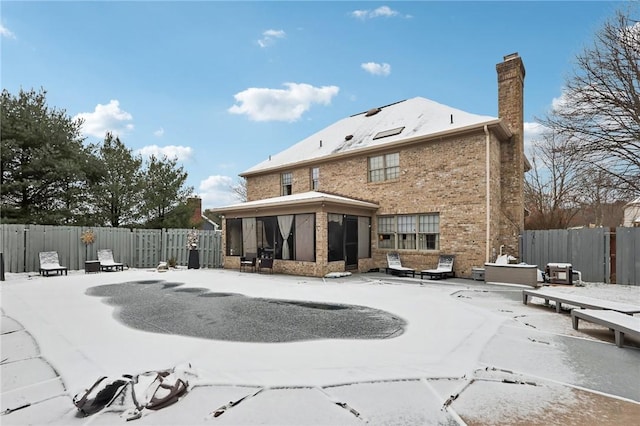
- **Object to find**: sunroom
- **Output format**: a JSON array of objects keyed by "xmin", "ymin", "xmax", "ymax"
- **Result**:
[{"xmin": 211, "ymin": 191, "xmax": 379, "ymax": 277}]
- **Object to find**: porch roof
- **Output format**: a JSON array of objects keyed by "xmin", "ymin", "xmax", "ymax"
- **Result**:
[{"xmin": 209, "ymin": 191, "xmax": 379, "ymax": 216}]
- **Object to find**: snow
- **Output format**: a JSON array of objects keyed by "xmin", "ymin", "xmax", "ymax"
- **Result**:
[
  {"xmin": 1, "ymin": 268, "xmax": 639, "ymax": 425},
  {"xmin": 242, "ymin": 97, "xmax": 500, "ymax": 175},
  {"xmin": 210, "ymin": 191, "xmax": 379, "ymax": 212}
]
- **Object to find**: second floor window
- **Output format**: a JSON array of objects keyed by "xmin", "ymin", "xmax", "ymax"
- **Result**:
[
  {"xmin": 281, "ymin": 172, "xmax": 292, "ymax": 195},
  {"xmin": 368, "ymin": 153, "xmax": 399, "ymax": 182},
  {"xmin": 311, "ymin": 167, "xmax": 319, "ymax": 190}
]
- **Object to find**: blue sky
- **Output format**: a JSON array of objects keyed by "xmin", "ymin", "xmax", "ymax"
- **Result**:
[{"xmin": 1, "ymin": 1, "xmax": 625, "ymax": 209}]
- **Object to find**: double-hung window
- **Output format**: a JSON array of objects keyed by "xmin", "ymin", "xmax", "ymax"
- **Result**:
[
  {"xmin": 377, "ymin": 216, "xmax": 395, "ymax": 249},
  {"xmin": 397, "ymin": 215, "xmax": 416, "ymax": 249},
  {"xmin": 377, "ymin": 213, "xmax": 439, "ymax": 250},
  {"xmin": 310, "ymin": 167, "xmax": 319, "ymax": 190},
  {"xmin": 281, "ymin": 172, "xmax": 292, "ymax": 195},
  {"xmin": 368, "ymin": 153, "xmax": 399, "ymax": 182},
  {"xmin": 418, "ymin": 214, "xmax": 440, "ymax": 250}
]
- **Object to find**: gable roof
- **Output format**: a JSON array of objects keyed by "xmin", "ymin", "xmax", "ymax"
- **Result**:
[
  {"xmin": 242, "ymin": 97, "xmax": 511, "ymax": 176},
  {"xmin": 201, "ymin": 214, "xmax": 220, "ymax": 230}
]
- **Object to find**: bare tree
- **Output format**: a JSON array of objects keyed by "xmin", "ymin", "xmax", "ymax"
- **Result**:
[
  {"xmin": 525, "ymin": 132, "xmax": 583, "ymax": 229},
  {"xmin": 540, "ymin": 7, "xmax": 640, "ymax": 195},
  {"xmin": 231, "ymin": 177, "xmax": 247, "ymax": 202},
  {"xmin": 573, "ymin": 169, "xmax": 619, "ymax": 227}
]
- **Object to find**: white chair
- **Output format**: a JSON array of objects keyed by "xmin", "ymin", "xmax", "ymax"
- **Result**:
[
  {"xmin": 39, "ymin": 251, "xmax": 68, "ymax": 276},
  {"xmin": 385, "ymin": 252, "xmax": 415, "ymax": 277},
  {"xmin": 98, "ymin": 249, "xmax": 124, "ymax": 271},
  {"xmin": 420, "ymin": 255, "xmax": 455, "ymax": 280}
]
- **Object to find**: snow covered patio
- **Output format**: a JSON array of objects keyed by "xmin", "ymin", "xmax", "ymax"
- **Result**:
[{"xmin": 1, "ymin": 269, "xmax": 639, "ymax": 425}]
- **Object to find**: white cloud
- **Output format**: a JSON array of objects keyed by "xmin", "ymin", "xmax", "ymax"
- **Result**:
[
  {"xmin": 351, "ymin": 6, "xmax": 408, "ymax": 20},
  {"xmin": 258, "ymin": 29, "xmax": 286, "ymax": 48},
  {"xmin": 154, "ymin": 127, "xmax": 165, "ymax": 137},
  {"xmin": 361, "ymin": 62, "xmax": 391, "ymax": 76},
  {"xmin": 351, "ymin": 10, "xmax": 369, "ymax": 19},
  {"xmin": 74, "ymin": 100, "xmax": 134, "ymax": 138},
  {"xmin": 620, "ymin": 21, "xmax": 640, "ymax": 53},
  {"xmin": 137, "ymin": 144, "xmax": 193, "ymax": 161},
  {"xmin": 1, "ymin": 24, "xmax": 16, "ymax": 39},
  {"xmin": 228, "ymin": 82, "xmax": 340, "ymax": 122},
  {"xmin": 523, "ymin": 121, "xmax": 547, "ymax": 157},
  {"xmin": 198, "ymin": 175, "xmax": 240, "ymax": 208},
  {"xmin": 550, "ymin": 91, "xmax": 569, "ymax": 111},
  {"xmin": 370, "ymin": 6, "xmax": 399, "ymax": 18}
]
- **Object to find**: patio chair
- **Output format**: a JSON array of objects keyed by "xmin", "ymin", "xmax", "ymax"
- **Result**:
[
  {"xmin": 420, "ymin": 254, "xmax": 455, "ymax": 280},
  {"xmin": 385, "ymin": 252, "xmax": 415, "ymax": 277},
  {"xmin": 240, "ymin": 253, "xmax": 257, "ymax": 272},
  {"xmin": 39, "ymin": 251, "xmax": 68, "ymax": 276},
  {"xmin": 258, "ymin": 257, "xmax": 274, "ymax": 274},
  {"xmin": 97, "ymin": 249, "xmax": 124, "ymax": 272}
]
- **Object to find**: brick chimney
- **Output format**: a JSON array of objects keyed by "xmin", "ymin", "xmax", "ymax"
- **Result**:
[
  {"xmin": 496, "ymin": 53, "xmax": 526, "ymax": 255},
  {"xmin": 497, "ymin": 53, "xmax": 525, "ymax": 137}
]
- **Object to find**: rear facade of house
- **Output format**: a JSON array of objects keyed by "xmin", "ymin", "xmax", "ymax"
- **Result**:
[{"xmin": 212, "ymin": 54, "xmax": 528, "ymax": 278}]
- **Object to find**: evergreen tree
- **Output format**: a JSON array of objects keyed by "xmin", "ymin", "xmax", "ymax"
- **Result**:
[
  {"xmin": 141, "ymin": 155, "xmax": 193, "ymax": 228},
  {"xmin": 1, "ymin": 88, "xmax": 92, "ymax": 224},
  {"xmin": 90, "ymin": 132, "xmax": 143, "ymax": 227}
]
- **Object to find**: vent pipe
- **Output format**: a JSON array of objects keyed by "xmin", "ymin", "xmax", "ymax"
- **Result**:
[{"xmin": 365, "ymin": 107, "xmax": 381, "ymax": 117}]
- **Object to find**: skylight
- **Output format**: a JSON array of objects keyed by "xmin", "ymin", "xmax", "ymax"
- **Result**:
[{"xmin": 373, "ymin": 126, "xmax": 404, "ymax": 140}]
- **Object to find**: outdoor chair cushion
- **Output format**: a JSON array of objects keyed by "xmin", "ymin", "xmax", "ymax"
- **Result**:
[
  {"xmin": 421, "ymin": 255, "xmax": 455, "ymax": 279},
  {"xmin": 39, "ymin": 251, "xmax": 68, "ymax": 276},
  {"xmin": 385, "ymin": 252, "xmax": 415, "ymax": 277},
  {"xmin": 98, "ymin": 249, "xmax": 124, "ymax": 271}
]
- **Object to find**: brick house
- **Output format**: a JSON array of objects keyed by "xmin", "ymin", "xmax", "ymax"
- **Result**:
[{"xmin": 211, "ymin": 53, "xmax": 528, "ymax": 278}]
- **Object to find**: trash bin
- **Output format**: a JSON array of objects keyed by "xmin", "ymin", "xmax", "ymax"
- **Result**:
[
  {"xmin": 188, "ymin": 250, "xmax": 200, "ymax": 269},
  {"xmin": 545, "ymin": 263, "xmax": 573, "ymax": 285}
]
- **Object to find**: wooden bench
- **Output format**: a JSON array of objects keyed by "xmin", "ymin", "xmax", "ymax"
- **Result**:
[
  {"xmin": 572, "ymin": 309, "xmax": 640, "ymax": 348},
  {"xmin": 522, "ymin": 289, "xmax": 640, "ymax": 314}
]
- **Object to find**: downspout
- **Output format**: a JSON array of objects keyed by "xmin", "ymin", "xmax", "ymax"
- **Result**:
[{"xmin": 484, "ymin": 125, "xmax": 491, "ymax": 263}]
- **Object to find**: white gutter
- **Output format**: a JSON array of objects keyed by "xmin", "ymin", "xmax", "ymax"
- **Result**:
[{"xmin": 484, "ymin": 125, "xmax": 491, "ymax": 263}]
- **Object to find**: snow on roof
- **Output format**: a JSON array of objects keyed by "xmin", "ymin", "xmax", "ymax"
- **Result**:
[
  {"xmin": 242, "ymin": 97, "xmax": 500, "ymax": 175},
  {"xmin": 210, "ymin": 191, "xmax": 379, "ymax": 213}
]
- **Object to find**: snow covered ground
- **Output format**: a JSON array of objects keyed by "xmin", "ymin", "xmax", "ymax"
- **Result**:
[{"xmin": 1, "ymin": 268, "xmax": 639, "ymax": 425}]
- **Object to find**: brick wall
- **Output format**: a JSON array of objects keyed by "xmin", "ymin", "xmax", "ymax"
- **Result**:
[
  {"xmin": 239, "ymin": 54, "xmax": 526, "ymax": 278},
  {"xmin": 246, "ymin": 130, "xmax": 503, "ymax": 277}
]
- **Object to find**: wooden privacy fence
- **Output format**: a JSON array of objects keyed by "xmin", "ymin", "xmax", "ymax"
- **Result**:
[
  {"xmin": 520, "ymin": 227, "xmax": 639, "ymax": 285},
  {"xmin": 0, "ymin": 224, "xmax": 223, "ymax": 273}
]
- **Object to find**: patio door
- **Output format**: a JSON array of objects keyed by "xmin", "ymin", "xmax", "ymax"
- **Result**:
[{"xmin": 345, "ymin": 216, "xmax": 358, "ymax": 270}]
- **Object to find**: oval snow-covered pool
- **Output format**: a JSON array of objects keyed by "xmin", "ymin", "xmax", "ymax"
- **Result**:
[{"xmin": 87, "ymin": 280, "xmax": 406, "ymax": 342}]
